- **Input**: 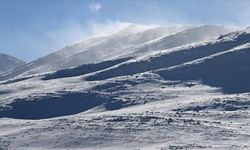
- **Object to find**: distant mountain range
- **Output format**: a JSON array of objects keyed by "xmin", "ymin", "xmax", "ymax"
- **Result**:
[{"xmin": 0, "ymin": 53, "xmax": 25, "ymax": 73}]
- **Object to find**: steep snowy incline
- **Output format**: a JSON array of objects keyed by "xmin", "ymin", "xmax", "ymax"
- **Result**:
[
  {"xmin": 156, "ymin": 43, "xmax": 250, "ymax": 94},
  {"xmin": 84, "ymin": 28, "xmax": 250, "ymax": 82},
  {"xmin": 129, "ymin": 25, "xmax": 234, "ymax": 55},
  {"xmin": 0, "ymin": 53, "xmax": 25, "ymax": 73},
  {"xmin": 0, "ymin": 24, "xmax": 190, "ymax": 81},
  {"xmin": 70, "ymin": 25, "xmax": 233, "ymax": 64},
  {"xmin": 0, "ymin": 25, "xmax": 234, "ymax": 81}
]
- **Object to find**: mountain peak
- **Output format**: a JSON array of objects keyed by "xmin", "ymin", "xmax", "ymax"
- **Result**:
[{"xmin": 0, "ymin": 52, "xmax": 25, "ymax": 73}]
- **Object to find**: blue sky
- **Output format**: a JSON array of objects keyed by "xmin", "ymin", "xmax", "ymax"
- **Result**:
[{"xmin": 0, "ymin": 0, "xmax": 250, "ymax": 61}]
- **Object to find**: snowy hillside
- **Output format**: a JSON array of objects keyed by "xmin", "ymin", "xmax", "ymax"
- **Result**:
[
  {"xmin": 0, "ymin": 53, "xmax": 25, "ymax": 73},
  {"xmin": 0, "ymin": 27, "xmax": 250, "ymax": 149},
  {"xmin": 0, "ymin": 24, "xmax": 234, "ymax": 81},
  {"xmin": 129, "ymin": 25, "xmax": 234, "ymax": 54}
]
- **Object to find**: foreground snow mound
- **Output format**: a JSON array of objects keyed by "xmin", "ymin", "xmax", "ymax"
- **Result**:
[
  {"xmin": 0, "ymin": 72, "xmax": 250, "ymax": 149},
  {"xmin": 0, "ymin": 91, "xmax": 132, "ymax": 119},
  {"xmin": 0, "ymin": 53, "xmax": 25, "ymax": 73}
]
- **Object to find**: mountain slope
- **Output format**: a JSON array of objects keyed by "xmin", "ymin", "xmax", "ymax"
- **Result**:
[
  {"xmin": 129, "ymin": 25, "xmax": 234, "ymax": 55},
  {"xmin": 0, "ymin": 27, "xmax": 250, "ymax": 150},
  {"xmin": 0, "ymin": 53, "xmax": 25, "ymax": 73},
  {"xmin": 157, "ymin": 43, "xmax": 250, "ymax": 94},
  {"xmin": 82, "ymin": 28, "xmax": 248, "ymax": 82},
  {"xmin": 0, "ymin": 27, "xmax": 248, "ymax": 119},
  {"xmin": 0, "ymin": 25, "xmax": 234, "ymax": 81},
  {"xmin": 0, "ymin": 24, "xmax": 190, "ymax": 80}
]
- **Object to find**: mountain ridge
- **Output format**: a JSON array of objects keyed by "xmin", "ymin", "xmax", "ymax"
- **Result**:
[
  {"xmin": 0, "ymin": 52, "xmax": 25, "ymax": 73},
  {"xmin": 0, "ymin": 24, "xmax": 235, "ymax": 81}
]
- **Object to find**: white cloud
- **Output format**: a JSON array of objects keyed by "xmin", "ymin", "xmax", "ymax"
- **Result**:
[{"xmin": 88, "ymin": 2, "xmax": 102, "ymax": 13}]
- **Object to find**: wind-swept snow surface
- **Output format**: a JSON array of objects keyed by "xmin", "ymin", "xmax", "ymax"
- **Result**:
[
  {"xmin": 0, "ymin": 24, "xmax": 234, "ymax": 81},
  {"xmin": 0, "ymin": 26, "xmax": 250, "ymax": 150}
]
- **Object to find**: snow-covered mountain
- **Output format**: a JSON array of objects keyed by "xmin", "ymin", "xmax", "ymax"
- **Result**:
[
  {"xmin": 0, "ymin": 24, "xmax": 234, "ymax": 81},
  {"xmin": 1, "ymin": 26, "xmax": 248, "ymax": 117},
  {"xmin": 129, "ymin": 25, "xmax": 234, "ymax": 55},
  {"xmin": 1, "ymin": 26, "xmax": 250, "ymax": 150},
  {"xmin": 0, "ymin": 53, "xmax": 25, "ymax": 73}
]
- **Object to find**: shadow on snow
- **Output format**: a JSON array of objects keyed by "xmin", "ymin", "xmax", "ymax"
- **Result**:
[{"xmin": 0, "ymin": 92, "xmax": 130, "ymax": 120}]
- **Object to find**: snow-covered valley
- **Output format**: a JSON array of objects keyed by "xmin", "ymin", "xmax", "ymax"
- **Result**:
[{"xmin": 0, "ymin": 24, "xmax": 250, "ymax": 150}]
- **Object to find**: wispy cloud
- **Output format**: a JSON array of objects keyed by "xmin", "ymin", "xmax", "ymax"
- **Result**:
[
  {"xmin": 2, "ymin": 20, "xmax": 130, "ymax": 61},
  {"xmin": 88, "ymin": 2, "xmax": 102, "ymax": 13},
  {"xmin": 44, "ymin": 20, "xmax": 130, "ymax": 51},
  {"xmin": 87, "ymin": 20, "xmax": 130, "ymax": 36}
]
